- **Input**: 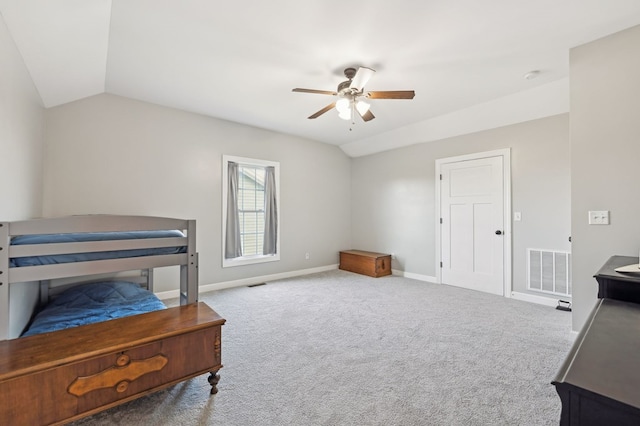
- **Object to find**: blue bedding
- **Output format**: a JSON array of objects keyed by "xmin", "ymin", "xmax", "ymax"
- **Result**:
[
  {"xmin": 10, "ymin": 230, "xmax": 186, "ymax": 267},
  {"xmin": 21, "ymin": 281, "xmax": 166, "ymax": 337}
]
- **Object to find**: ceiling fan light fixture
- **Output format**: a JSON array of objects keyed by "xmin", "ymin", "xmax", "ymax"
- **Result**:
[
  {"xmin": 355, "ymin": 100, "xmax": 370, "ymax": 115},
  {"xmin": 338, "ymin": 109, "xmax": 351, "ymax": 120},
  {"xmin": 335, "ymin": 98, "xmax": 350, "ymax": 113}
]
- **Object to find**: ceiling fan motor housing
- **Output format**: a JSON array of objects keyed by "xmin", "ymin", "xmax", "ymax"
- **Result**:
[
  {"xmin": 343, "ymin": 67, "xmax": 357, "ymax": 79},
  {"xmin": 338, "ymin": 67, "xmax": 360, "ymax": 95},
  {"xmin": 337, "ymin": 80, "xmax": 355, "ymax": 95}
]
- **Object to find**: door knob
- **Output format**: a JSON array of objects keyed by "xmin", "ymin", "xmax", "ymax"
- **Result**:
[{"xmin": 495, "ymin": 230, "xmax": 502, "ymax": 235}]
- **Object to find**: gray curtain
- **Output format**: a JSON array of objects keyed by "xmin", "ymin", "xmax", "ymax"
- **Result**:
[
  {"xmin": 263, "ymin": 166, "xmax": 278, "ymax": 255},
  {"xmin": 225, "ymin": 161, "xmax": 242, "ymax": 259}
]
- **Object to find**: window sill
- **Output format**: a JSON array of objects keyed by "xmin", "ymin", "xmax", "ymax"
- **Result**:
[{"xmin": 223, "ymin": 254, "xmax": 280, "ymax": 268}]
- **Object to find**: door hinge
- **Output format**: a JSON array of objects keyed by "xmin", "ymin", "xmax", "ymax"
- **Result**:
[
  {"xmin": 440, "ymin": 218, "xmax": 443, "ymax": 224},
  {"xmin": 439, "ymin": 174, "xmax": 443, "ymax": 180},
  {"xmin": 440, "ymin": 261, "xmax": 443, "ymax": 268}
]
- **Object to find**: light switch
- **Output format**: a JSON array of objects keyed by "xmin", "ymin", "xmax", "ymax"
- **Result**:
[
  {"xmin": 588, "ymin": 210, "xmax": 610, "ymax": 225},
  {"xmin": 514, "ymin": 212, "xmax": 521, "ymax": 221}
]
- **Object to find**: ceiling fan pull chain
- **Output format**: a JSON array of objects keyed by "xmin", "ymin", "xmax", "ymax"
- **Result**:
[{"xmin": 349, "ymin": 99, "xmax": 356, "ymax": 131}]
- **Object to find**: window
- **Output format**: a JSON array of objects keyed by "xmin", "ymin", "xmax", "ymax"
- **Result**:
[
  {"xmin": 237, "ymin": 164, "xmax": 265, "ymax": 256},
  {"xmin": 222, "ymin": 155, "xmax": 280, "ymax": 267}
]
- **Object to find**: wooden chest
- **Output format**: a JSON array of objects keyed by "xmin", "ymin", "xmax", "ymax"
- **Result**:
[
  {"xmin": 339, "ymin": 250, "xmax": 392, "ymax": 277},
  {"xmin": 0, "ymin": 302, "xmax": 225, "ymax": 425}
]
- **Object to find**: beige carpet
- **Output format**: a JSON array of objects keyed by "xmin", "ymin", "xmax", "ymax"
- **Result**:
[{"xmin": 70, "ymin": 270, "xmax": 575, "ymax": 425}]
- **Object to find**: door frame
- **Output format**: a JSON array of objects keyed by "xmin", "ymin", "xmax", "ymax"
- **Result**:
[{"xmin": 435, "ymin": 148, "xmax": 512, "ymax": 297}]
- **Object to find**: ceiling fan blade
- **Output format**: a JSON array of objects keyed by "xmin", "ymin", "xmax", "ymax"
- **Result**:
[
  {"xmin": 366, "ymin": 90, "xmax": 415, "ymax": 100},
  {"xmin": 308, "ymin": 102, "xmax": 336, "ymax": 119},
  {"xmin": 292, "ymin": 88, "xmax": 337, "ymax": 96},
  {"xmin": 349, "ymin": 67, "xmax": 375, "ymax": 91},
  {"xmin": 358, "ymin": 108, "xmax": 375, "ymax": 122}
]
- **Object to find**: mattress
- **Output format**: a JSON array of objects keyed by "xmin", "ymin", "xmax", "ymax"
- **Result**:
[
  {"xmin": 10, "ymin": 230, "xmax": 186, "ymax": 267},
  {"xmin": 21, "ymin": 281, "xmax": 166, "ymax": 337}
]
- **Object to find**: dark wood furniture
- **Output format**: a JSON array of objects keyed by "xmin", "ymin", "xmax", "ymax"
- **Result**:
[
  {"xmin": 0, "ymin": 302, "xmax": 225, "ymax": 426},
  {"xmin": 593, "ymin": 255, "xmax": 640, "ymax": 303},
  {"xmin": 553, "ymin": 255, "xmax": 640, "ymax": 425},
  {"xmin": 552, "ymin": 298, "xmax": 640, "ymax": 425},
  {"xmin": 339, "ymin": 250, "xmax": 392, "ymax": 278}
]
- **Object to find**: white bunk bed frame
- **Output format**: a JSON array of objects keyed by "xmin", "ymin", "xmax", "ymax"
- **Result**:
[{"xmin": 0, "ymin": 214, "xmax": 198, "ymax": 340}]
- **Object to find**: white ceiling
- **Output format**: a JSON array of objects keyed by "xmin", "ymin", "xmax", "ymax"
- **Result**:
[{"xmin": 2, "ymin": 0, "xmax": 640, "ymax": 156}]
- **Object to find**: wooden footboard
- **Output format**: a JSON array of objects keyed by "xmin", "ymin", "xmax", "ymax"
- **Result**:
[{"xmin": 0, "ymin": 303, "xmax": 225, "ymax": 425}]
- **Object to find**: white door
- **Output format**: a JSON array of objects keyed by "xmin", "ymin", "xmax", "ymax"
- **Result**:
[{"xmin": 440, "ymin": 156, "xmax": 504, "ymax": 295}]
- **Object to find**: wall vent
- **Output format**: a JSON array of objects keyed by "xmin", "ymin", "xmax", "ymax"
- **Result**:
[{"xmin": 527, "ymin": 249, "xmax": 571, "ymax": 297}]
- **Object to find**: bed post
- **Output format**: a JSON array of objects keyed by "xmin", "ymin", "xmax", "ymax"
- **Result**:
[
  {"xmin": 0, "ymin": 223, "xmax": 9, "ymax": 340},
  {"xmin": 143, "ymin": 269, "xmax": 154, "ymax": 293},
  {"xmin": 180, "ymin": 220, "xmax": 198, "ymax": 305},
  {"xmin": 40, "ymin": 281, "xmax": 50, "ymax": 307}
]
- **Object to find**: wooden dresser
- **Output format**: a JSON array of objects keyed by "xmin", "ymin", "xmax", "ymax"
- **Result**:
[
  {"xmin": 553, "ymin": 256, "xmax": 640, "ymax": 425},
  {"xmin": 339, "ymin": 250, "xmax": 392, "ymax": 277},
  {"xmin": 0, "ymin": 302, "xmax": 225, "ymax": 425}
]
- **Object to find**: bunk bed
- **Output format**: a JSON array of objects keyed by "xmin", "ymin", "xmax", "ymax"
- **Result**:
[{"xmin": 0, "ymin": 215, "xmax": 225, "ymax": 425}]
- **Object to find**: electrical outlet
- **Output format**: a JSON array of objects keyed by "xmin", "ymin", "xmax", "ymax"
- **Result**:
[
  {"xmin": 305, "ymin": 252, "xmax": 310, "ymax": 260},
  {"xmin": 588, "ymin": 210, "xmax": 610, "ymax": 225},
  {"xmin": 391, "ymin": 253, "xmax": 396, "ymax": 260}
]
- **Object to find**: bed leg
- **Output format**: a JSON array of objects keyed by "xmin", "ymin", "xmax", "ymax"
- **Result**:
[{"xmin": 208, "ymin": 370, "xmax": 221, "ymax": 395}]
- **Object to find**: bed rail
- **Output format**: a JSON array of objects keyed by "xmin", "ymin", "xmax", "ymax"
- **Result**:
[
  {"xmin": 9, "ymin": 236, "xmax": 187, "ymax": 258},
  {"xmin": 9, "ymin": 254, "xmax": 188, "ymax": 283},
  {"xmin": 7, "ymin": 215, "xmax": 191, "ymax": 235}
]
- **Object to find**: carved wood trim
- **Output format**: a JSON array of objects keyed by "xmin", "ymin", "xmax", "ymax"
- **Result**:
[
  {"xmin": 214, "ymin": 333, "xmax": 221, "ymax": 359},
  {"xmin": 67, "ymin": 354, "xmax": 168, "ymax": 397}
]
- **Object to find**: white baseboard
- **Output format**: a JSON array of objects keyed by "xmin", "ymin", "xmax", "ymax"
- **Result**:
[
  {"xmin": 392, "ymin": 269, "xmax": 437, "ymax": 283},
  {"xmin": 511, "ymin": 291, "xmax": 570, "ymax": 307},
  {"xmin": 155, "ymin": 264, "xmax": 339, "ymax": 300}
]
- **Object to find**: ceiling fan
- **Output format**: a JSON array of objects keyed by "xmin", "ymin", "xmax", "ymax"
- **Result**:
[{"xmin": 292, "ymin": 67, "xmax": 415, "ymax": 122}]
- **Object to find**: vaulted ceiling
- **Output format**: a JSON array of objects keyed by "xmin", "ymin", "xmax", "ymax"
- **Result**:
[{"xmin": 2, "ymin": 1, "xmax": 640, "ymax": 156}]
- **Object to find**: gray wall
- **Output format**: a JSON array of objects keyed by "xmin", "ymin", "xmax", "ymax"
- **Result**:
[
  {"xmin": 351, "ymin": 114, "xmax": 570, "ymax": 298},
  {"xmin": 0, "ymin": 14, "xmax": 44, "ymax": 337},
  {"xmin": 570, "ymin": 24, "xmax": 640, "ymax": 330},
  {"xmin": 43, "ymin": 94, "xmax": 352, "ymax": 292},
  {"xmin": 0, "ymin": 14, "xmax": 44, "ymax": 220}
]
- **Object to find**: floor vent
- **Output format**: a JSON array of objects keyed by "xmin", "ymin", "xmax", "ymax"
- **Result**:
[{"xmin": 527, "ymin": 249, "xmax": 571, "ymax": 297}]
